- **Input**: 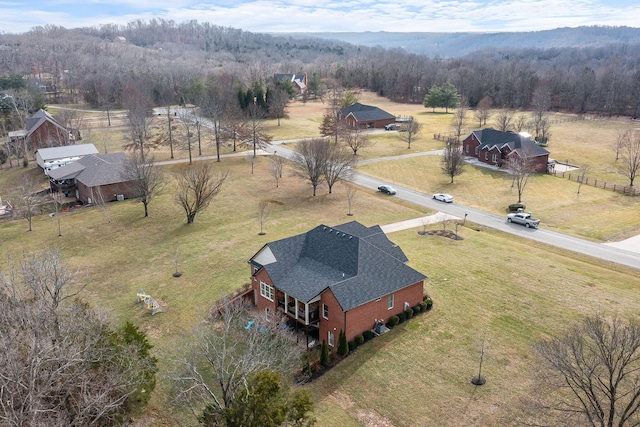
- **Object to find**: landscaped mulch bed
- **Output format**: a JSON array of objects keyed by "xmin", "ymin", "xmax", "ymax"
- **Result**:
[{"xmin": 418, "ymin": 229, "xmax": 464, "ymax": 240}]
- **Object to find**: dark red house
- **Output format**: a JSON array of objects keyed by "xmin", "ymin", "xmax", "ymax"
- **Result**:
[
  {"xmin": 248, "ymin": 221, "xmax": 427, "ymax": 350},
  {"xmin": 338, "ymin": 103, "xmax": 396, "ymax": 129},
  {"xmin": 462, "ymin": 128, "xmax": 550, "ymax": 173}
]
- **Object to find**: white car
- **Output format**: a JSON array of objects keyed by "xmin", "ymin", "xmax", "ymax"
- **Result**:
[{"xmin": 433, "ymin": 193, "xmax": 454, "ymax": 203}]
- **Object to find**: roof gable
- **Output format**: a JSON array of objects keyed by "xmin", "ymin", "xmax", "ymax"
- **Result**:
[
  {"xmin": 471, "ymin": 128, "xmax": 549, "ymax": 157},
  {"xmin": 340, "ymin": 103, "xmax": 395, "ymax": 122},
  {"xmin": 250, "ymin": 221, "xmax": 427, "ymax": 310},
  {"xmin": 52, "ymin": 152, "xmax": 129, "ymax": 187}
]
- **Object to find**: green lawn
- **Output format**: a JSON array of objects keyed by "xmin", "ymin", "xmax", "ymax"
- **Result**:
[{"xmin": 1, "ymin": 94, "xmax": 639, "ymax": 426}]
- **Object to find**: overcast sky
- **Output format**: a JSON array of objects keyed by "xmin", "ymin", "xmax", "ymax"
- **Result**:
[{"xmin": 1, "ymin": 0, "xmax": 638, "ymax": 35}]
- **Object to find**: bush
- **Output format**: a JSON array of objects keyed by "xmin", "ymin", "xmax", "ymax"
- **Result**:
[
  {"xmin": 413, "ymin": 305, "xmax": 422, "ymax": 314},
  {"xmin": 423, "ymin": 294, "xmax": 431, "ymax": 301},
  {"xmin": 419, "ymin": 301, "xmax": 428, "ymax": 312},
  {"xmin": 424, "ymin": 296, "xmax": 434, "ymax": 311},
  {"xmin": 348, "ymin": 341, "xmax": 357, "ymax": 352},
  {"xmin": 387, "ymin": 315, "xmax": 399, "ymax": 328},
  {"xmin": 404, "ymin": 308, "xmax": 414, "ymax": 319},
  {"xmin": 363, "ymin": 330, "xmax": 375, "ymax": 342},
  {"xmin": 508, "ymin": 203, "xmax": 526, "ymax": 212},
  {"xmin": 354, "ymin": 334, "xmax": 364, "ymax": 346},
  {"xmin": 398, "ymin": 312, "xmax": 407, "ymax": 323}
]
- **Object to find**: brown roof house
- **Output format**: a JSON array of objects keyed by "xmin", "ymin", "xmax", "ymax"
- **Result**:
[
  {"xmin": 248, "ymin": 221, "xmax": 427, "ymax": 350},
  {"xmin": 48, "ymin": 152, "xmax": 134, "ymax": 204},
  {"xmin": 462, "ymin": 128, "xmax": 550, "ymax": 174},
  {"xmin": 338, "ymin": 102, "xmax": 396, "ymax": 129}
]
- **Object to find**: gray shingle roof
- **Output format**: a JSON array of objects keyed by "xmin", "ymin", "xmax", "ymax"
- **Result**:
[
  {"xmin": 471, "ymin": 128, "xmax": 549, "ymax": 157},
  {"xmin": 340, "ymin": 103, "xmax": 396, "ymax": 122},
  {"xmin": 251, "ymin": 221, "xmax": 427, "ymax": 311},
  {"xmin": 49, "ymin": 152, "xmax": 128, "ymax": 187}
]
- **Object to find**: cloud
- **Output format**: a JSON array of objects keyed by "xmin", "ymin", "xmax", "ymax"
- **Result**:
[{"xmin": 0, "ymin": 0, "xmax": 639, "ymax": 34}]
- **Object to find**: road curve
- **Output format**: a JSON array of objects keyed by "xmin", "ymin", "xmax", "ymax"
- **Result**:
[{"xmin": 265, "ymin": 143, "xmax": 640, "ymax": 271}]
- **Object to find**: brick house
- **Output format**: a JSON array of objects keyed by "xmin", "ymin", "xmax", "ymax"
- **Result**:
[
  {"xmin": 248, "ymin": 221, "xmax": 427, "ymax": 350},
  {"xmin": 274, "ymin": 73, "xmax": 308, "ymax": 95},
  {"xmin": 338, "ymin": 103, "xmax": 396, "ymax": 129},
  {"xmin": 20, "ymin": 109, "xmax": 78, "ymax": 150},
  {"xmin": 48, "ymin": 152, "xmax": 134, "ymax": 204},
  {"xmin": 462, "ymin": 128, "xmax": 550, "ymax": 173}
]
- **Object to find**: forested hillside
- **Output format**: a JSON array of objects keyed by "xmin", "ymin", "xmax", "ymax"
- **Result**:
[
  {"xmin": 1, "ymin": 20, "xmax": 639, "ymax": 138},
  {"xmin": 286, "ymin": 26, "xmax": 640, "ymax": 57}
]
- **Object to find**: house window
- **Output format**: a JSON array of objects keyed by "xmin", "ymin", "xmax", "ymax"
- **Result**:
[
  {"xmin": 265, "ymin": 308, "xmax": 271, "ymax": 322},
  {"xmin": 388, "ymin": 294, "xmax": 394, "ymax": 310},
  {"xmin": 260, "ymin": 281, "xmax": 274, "ymax": 301},
  {"xmin": 465, "ymin": 145, "xmax": 469, "ymax": 154},
  {"xmin": 484, "ymin": 152, "xmax": 489, "ymax": 160},
  {"xmin": 492, "ymin": 154, "xmax": 497, "ymax": 163},
  {"xmin": 322, "ymin": 304, "xmax": 329, "ymax": 320},
  {"xmin": 475, "ymin": 147, "xmax": 479, "ymax": 156},
  {"xmin": 328, "ymin": 331, "xmax": 335, "ymax": 347}
]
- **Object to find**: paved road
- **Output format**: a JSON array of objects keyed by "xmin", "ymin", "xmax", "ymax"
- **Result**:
[{"xmin": 265, "ymin": 143, "xmax": 640, "ymax": 271}]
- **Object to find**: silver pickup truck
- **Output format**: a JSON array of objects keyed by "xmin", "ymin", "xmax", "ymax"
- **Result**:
[{"xmin": 507, "ymin": 212, "xmax": 540, "ymax": 228}]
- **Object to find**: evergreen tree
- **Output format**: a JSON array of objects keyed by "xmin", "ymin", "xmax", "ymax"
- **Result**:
[
  {"xmin": 320, "ymin": 340, "xmax": 330, "ymax": 367},
  {"xmin": 337, "ymin": 330, "xmax": 349, "ymax": 356}
]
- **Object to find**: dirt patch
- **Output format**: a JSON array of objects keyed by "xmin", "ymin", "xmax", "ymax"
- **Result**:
[
  {"xmin": 418, "ymin": 229, "xmax": 463, "ymax": 240},
  {"xmin": 329, "ymin": 391, "xmax": 396, "ymax": 427}
]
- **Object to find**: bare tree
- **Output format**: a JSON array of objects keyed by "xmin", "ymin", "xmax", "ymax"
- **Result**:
[
  {"xmin": 168, "ymin": 299, "xmax": 303, "ymax": 425},
  {"xmin": 324, "ymin": 142, "xmax": 355, "ymax": 194},
  {"xmin": 269, "ymin": 153, "xmax": 284, "ymax": 187},
  {"xmin": 177, "ymin": 107, "xmax": 197, "ymax": 165},
  {"xmin": 0, "ymin": 249, "xmax": 156, "ymax": 427},
  {"xmin": 400, "ymin": 118, "xmax": 422, "ymax": 149},
  {"xmin": 451, "ymin": 98, "xmax": 468, "ymax": 143},
  {"xmin": 475, "ymin": 96, "xmax": 492, "ymax": 127},
  {"xmin": 246, "ymin": 104, "xmax": 273, "ymax": 157},
  {"xmin": 513, "ymin": 113, "xmax": 529, "ymax": 134},
  {"xmin": 267, "ymin": 87, "xmax": 289, "ymax": 126},
  {"xmin": 92, "ymin": 187, "xmax": 112, "ymax": 223},
  {"xmin": 175, "ymin": 162, "xmax": 228, "ymax": 224},
  {"xmin": 51, "ymin": 192, "xmax": 62, "ymax": 237},
  {"xmin": 618, "ymin": 130, "xmax": 640, "ymax": 187},
  {"xmin": 13, "ymin": 172, "xmax": 43, "ymax": 231},
  {"xmin": 577, "ymin": 166, "xmax": 589, "ymax": 194},
  {"xmin": 245, "ymin": 150, "xmax": 259, "ymax": 174},
  {"xmin": 257, "ymin": 200, "xmax": 270, "ymax": 235},
  {"xmin": 122, "ymin": 82, "xmax": 153, "ymax": 160},
  {"xmin": 201, "ymin": 74, "xmax": 239, "ymax": 162},
  {"xmin": 121, "ymin": 150, "xmax": 165, "ymax": 218},
  {"xmin": 344, "ymin": 182, "xmax": 357, "ymax": 216},
  {"xmin": 441, "ymin": 142, "xmax": 466, "ymax": 183},
  {"xmin": 342, "ymin": 126, "xmax": 371, "ymax": 156},
  {"xmin": 294, "ymin": 138, "xmax": 328, "ymax": 196},
  {"xmin": 494, "ymin": 110, "xmax": 515, "ymax": 132},
  {"xmin": 533, "ymin": 313, "xmax": 640, "ymax": 427},
  {"xmin": 506, "ymin": 150, "xmax": 536, "ymax": 203}
]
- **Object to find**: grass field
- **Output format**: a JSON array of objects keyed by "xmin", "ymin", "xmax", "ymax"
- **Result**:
[{"xmin": 2, "ymin": 93, "xmax": 640, "ymax": 426}]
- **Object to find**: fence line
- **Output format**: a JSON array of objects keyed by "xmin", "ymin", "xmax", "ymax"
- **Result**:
[{"xmin": 551, "ymin": 171, "xmax": 640, "ymax": 196}]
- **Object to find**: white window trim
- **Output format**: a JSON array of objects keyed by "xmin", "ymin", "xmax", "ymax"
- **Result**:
[
  {"xmin": 484, "ymin": 152, "xmax": 489, "ymax": 160},
  {"xmin": 388, "ymin": 294, "xmax": 394, "ymax": 310},
  {"xmin": 328, "ymin": 331, "xmax": 335, "ymax": 347},
  {"xmin": 322, "ymin": 304, "xmax": 329, "ymax": 320},
  {"xmin": 492, "ymin": 153, "xmax": 497, "ymax": 163},
  {"xmin": 260, "ymin": 281, "xmax": 274, "ymax": 302}
]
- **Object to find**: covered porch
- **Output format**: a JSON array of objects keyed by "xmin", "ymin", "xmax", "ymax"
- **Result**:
[{"xmin": 276, "ymin": 290, "xmax": 320, "ymax": 348}]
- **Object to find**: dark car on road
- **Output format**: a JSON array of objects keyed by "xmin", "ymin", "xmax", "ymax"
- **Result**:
[{"xmin": 378, "ymin": 185, "xmax": 397, "ymax": 195}]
